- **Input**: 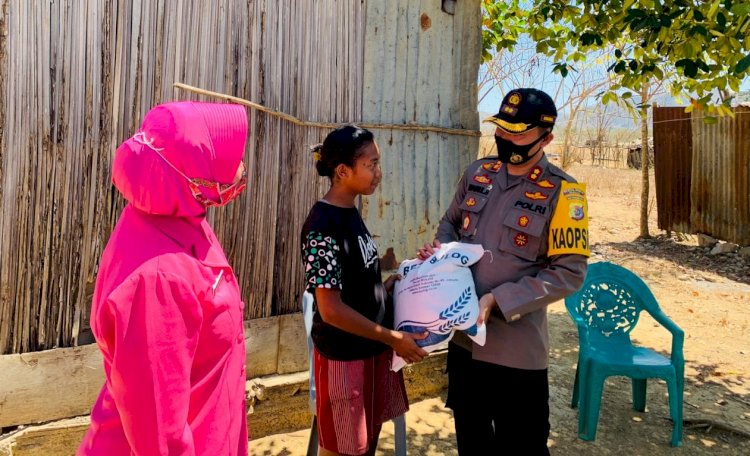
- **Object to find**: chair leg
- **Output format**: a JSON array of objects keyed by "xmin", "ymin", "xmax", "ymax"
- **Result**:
[
  {"xmin": 632, "ymin": 378, "xmax": 647, "ymax": 412},
  {"xmin": 393, "ymin": 414, "xmax": 407, "ymax": 456},
  {"xmin": 571, "ymin": 364, "xmax": 580, "ymax": 409},
  {"xmin": 306, "ymin": 415, "xmax": 319, "ymax": 456},
  {"xmin": 667, "ymin": 375, "xmax": 684, "ymax": 447},
  {"xmin": 581, "ymin": 371, "xmax": 606, "ymax": 441},
  {"xmin": 576, "ymin": 360, "xmax": 591, "ymax": 437}
]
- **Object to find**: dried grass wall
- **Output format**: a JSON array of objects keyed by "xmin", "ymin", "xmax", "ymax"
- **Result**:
[{"xmin": 0, "ymin": 0, "xmax": 366, "ymax": 354}]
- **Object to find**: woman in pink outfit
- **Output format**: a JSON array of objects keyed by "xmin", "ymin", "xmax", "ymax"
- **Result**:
[{"xmin": 78, "ymin": 102, "xmax": 249, "ymax": 456}]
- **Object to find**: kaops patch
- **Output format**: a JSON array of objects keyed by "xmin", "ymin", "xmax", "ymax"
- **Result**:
[
  {"xmin": 524, "ymin": 191, "xmax": 548, "ymax": 201},
  {"xmin": 548, "ymin": 181, "xmax": 590, "ymax": 257}
]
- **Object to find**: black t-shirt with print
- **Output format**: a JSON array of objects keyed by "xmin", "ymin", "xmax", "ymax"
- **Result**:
[{"xmin": 300, "ymin": 201, "xmax": 390, "ymax": 360}]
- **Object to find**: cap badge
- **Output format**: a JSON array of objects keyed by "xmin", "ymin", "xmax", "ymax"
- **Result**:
[{"xmin": 501, "ymin": 105, "xmax": 518, "ymax": 116}]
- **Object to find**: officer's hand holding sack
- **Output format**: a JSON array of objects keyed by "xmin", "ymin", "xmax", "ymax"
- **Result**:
[{"xmin": 391, "ymin": 242, "xmax": 487, "ymax": 371}]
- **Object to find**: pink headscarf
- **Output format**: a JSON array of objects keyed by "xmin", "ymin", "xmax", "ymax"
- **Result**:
[{"xmin": 113, "ymin": 102, "xmax": 248, "ymax": 218}]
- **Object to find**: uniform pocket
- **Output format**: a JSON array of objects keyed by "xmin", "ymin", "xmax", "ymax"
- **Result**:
[
  {"xmin": 498, "ymin": 208, "xmax": 546, "ymax": 261},
  {"xmin": 459, "ymin": 193, "xmax": 488, "ymax": 237}
]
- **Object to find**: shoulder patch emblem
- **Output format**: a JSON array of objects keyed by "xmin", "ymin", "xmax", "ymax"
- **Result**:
[
  {"xmin": 548, "ymin": 182, "xmax": 590, "ymax": 257},
  {"xmin": 536, "ymin": 179, "xmax": 555, "ymax": 189},
  {"xmin": 524, "ymin": 191, "xmax": 548, "ymax": 201},
  {"xmin": 527, "ymin": 166, "xmax": 543, "ymax": 181},
  {"xmin": 473, "ymin": 175, "xmax": 492, "ymax": 185},
  {"xmin": 514, "ymin": 233, "xmax": 528, "ymax": 247}
]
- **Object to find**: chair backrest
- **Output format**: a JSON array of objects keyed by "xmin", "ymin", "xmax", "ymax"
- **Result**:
[{"xmin": 565, "ymin": 262, "xmax": 662, "ymax": 342}]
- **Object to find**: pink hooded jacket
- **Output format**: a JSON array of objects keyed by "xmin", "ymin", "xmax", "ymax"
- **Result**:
[{"xmin": 78, "ymin": 102, "xmax": 249, "ymax": 456}]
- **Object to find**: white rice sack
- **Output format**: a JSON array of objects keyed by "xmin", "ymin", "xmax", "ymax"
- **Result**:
[{"xmin": 391, "ymin": 242, "xmax": 487, "ymax": 372}]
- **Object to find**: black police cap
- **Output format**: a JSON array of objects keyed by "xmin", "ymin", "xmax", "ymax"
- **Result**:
[{"xmin": 483, "ymin": 88, "xmax": 557, "ymax": 134}]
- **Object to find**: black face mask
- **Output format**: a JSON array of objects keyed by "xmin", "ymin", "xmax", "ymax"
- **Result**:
[{"xmin": 495, "ymin": 131, "xmax": 549, "ymax": 165}]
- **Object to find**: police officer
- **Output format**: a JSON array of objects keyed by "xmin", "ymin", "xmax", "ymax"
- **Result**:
[{"xmin": 419, "ymin": 88, "xmax": 590, "ymax": 455}]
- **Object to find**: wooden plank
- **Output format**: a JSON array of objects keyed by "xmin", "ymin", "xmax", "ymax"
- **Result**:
[
  {"xmin": 276, "ymin": 313, "xmax": 308, "ymax": 374},
  {"xmin": 244, "ymin": 315, "xmax": 280, "ymax": 378},
  {"xmin": 0, "ymin": 345, "xmax": 104, "ymax": 428}
]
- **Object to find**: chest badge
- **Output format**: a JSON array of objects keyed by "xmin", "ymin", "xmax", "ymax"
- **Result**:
[
  {"xmin": 462, "ymin": 214, "xmax": 472, "ymax": 231},
  {"xmin": 518, "ymin": 216, "xmax": 530, "ymax": 227},
  {"xmin": 536, "ymin": 179, "xmax": 555, "ymax": 189},
  {"xmin": 524, "ymin": 191, "xmax": 548, "ymax": 201},
  {"xmin": 527, "ymin": 166, "xmax": 543, "ymax": 181},
  {"xmin": 514, "ymin": 233, "xmax": 529, "ymax": 247},
  {"xmin": 482, "ymin": 161, "xmax": 503, "ymax": 173},
  {"xmin": 466, "ymin": 197, "xmax": 477, "ymax": 207},
  {"xmin": 473, "ymin": 174, "xmax": 492, "ymax": 185}
]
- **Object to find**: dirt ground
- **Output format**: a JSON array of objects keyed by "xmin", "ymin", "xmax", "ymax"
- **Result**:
[{"xmin": 250, "ymin": 163, "xmax": 750, "ymax": 455}]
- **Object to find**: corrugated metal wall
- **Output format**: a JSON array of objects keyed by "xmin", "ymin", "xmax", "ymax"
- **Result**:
[
  {"xmin": 690, "ymin": 106, "xmax": 750, "ymax": 244},
  {"xmin": 0, "ymin": 0, "xmax": 366, "ymax": 354},
  {"xmin": 654, "ymin": 107, "xmax": 693, "ymax": 234},
  {"xmin": 361, "ymin": 0, "xmax": 480, "ymax": 262},
  {"xmin": 654, "ymin": 106, "xmax": 750, "ymax": 244}
]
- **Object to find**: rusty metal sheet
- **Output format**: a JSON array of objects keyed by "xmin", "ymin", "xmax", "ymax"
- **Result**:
[{"xmin": 653, "ymin": 106, "xmax": 693, "ymax": 234}]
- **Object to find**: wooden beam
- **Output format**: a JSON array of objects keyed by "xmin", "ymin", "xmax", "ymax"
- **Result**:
[{"xmin": 0, "ymin": 345, "xmax": 104, "ymax": 428}]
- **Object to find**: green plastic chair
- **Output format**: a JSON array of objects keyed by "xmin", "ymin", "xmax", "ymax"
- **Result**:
[{"xmin": 565, "ymin": 261, "xmax": 685, "ymax": 447}]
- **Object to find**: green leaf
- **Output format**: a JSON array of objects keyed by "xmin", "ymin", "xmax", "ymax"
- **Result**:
[{"xmin": 735, "ymin": 53, "xmax": 750, "ymax": 74}]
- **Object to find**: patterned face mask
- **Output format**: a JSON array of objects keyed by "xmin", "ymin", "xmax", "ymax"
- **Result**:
[{"xmin": 133, "ymin": 132, "xmax": 247, "ymax": 207}]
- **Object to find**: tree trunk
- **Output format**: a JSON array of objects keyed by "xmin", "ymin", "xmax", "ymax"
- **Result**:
[{"xmin": 639, "ymin": 85, "xmax": 651, "ymax": 239}]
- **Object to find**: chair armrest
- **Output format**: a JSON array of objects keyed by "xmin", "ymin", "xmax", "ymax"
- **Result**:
[{"xmin": 649, "ymin": 309, "xmax": 684, "ymax": 365}]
